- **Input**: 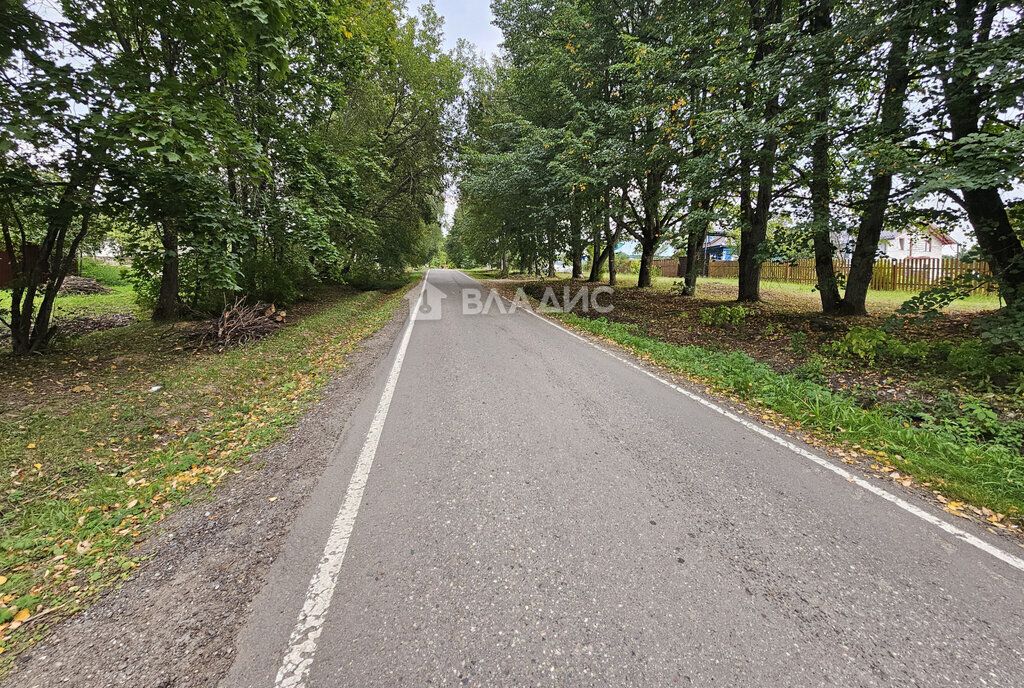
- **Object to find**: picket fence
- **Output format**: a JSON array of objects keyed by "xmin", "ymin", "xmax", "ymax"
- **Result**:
[{"xmin": 706, "ymin": 257, "xmax": 994, "ymax": 293}]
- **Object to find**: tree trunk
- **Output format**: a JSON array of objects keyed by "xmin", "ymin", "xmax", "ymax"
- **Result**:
[
  {"xmin": 546, "ymin": 229, "xmax": 556, "ymax": 278},
  {"xmin": 154, "ymin": 221, "xmax": 180, "ymax": 320},
  {"xmin": 588, "ymin": 213, "xmax": 609, "ymax": 282},
  {"xmin": 3, "ymin": 168, "xmax": 96, "ymax": 354},
  {"xmin": 570, "ymin": 210, "xmax": 584, "ymax": 279},
  {"xmin": 737, "ymin": 0, "xmax": 782, "ymax": 303},
  {"xmin": 943, "ymin": 0, "xmax": 1024, "ymax": 307},
  {"xmin": 839, "ymin": 7, "xmax": 913, "ymax": 316},
  {"xmin": 683, "ymin": 197, "xmax": 709, "ymax": 295},
  {"xmin": 637, "ymin": 238, "xmax": 656, "ymax": 288},
  {"xmin": 809, "ymin": 0, "xmax": 841, "ymax": 314}
]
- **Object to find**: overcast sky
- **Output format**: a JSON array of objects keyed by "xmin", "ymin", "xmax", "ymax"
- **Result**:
[{"xmin": 431, "ymin": 0, "xmax": 503, "ymax": 57}]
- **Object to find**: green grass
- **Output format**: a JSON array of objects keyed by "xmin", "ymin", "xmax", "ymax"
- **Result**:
[
  {"xmin": 78, "ymin": 257, "xmax": 129, "ymax": 287},
  {"xmin": 0, "ymin": 280, "xmax": 414, "ymax": 670},
  {"xmin": 1, "ymin": 285, "xmax": 141, "ymax": 320},
  {"xmin": 558, "ymin": 313, "xmax": 1024, "ymax": 519}
]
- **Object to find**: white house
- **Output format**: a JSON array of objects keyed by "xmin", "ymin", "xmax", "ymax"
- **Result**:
[{"xmin": 880, "ymin": 227, "xmax": 959, "ymax": 260}]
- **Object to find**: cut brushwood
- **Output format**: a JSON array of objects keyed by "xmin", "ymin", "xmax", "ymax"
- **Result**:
[{"xmin": 195, "ymin": 298, "xmax": 287, "ymax": 351}]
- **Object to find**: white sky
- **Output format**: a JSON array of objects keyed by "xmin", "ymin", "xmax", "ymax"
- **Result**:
[
  {"xmin": 427, "ymin": 2, "xmax": 503, "ymax": 227},
  {"xmin": 431, "ymin": 0, "xmax": 503, "ymax": 57}
]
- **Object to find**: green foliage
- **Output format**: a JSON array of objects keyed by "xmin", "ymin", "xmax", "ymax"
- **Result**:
[
  {"xmin": 239, "ymin": 253, "xmax": 318, "ymax": 306},
  {"xmin": 888, "ymin": 272, "xmax": 991, "ymax": 330},
  {"xmin": 826, "ymin": 326, "xmax": 929, "ymax": 365},
  {"xmin": 2, "ymin": 0, "xmax": 461, "ymax": 347},
  {"xmin": 976, "ymin": 307, "xmax": 1024, "ymax": 351},
  {"xmin": 945, "ymin": 340, "xmax": 1024, "ymax": 391},
  {"xmin": 789, "ymin": 331, "xmax": 809, "ymax": 356},
  {"xmin": 698, "ymin": 305, "xmax": 749, "ymax": 327},
  {"xmin": 887, "ymin": 394, "xmax": 1024, "ymax": 455},
  {"xmin": 793, "ymin": 355, "xmax": 828, "ymax": 384}
]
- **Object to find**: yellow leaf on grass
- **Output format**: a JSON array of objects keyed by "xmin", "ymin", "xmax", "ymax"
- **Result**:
[
  {"xmin": 0, "ymin": 575, "xmax": 6, "ymax": 585},
  {"xmin": 76, "ymin": 540, "xmax": 91, "ymax": 555},
  {"xmin": 27, "ymin": 443, "xmax": 36, "ymax": 449},
  {"xmin": 9, "ymin": 608, "xmax": 31, "ymax": 629},
  {"xmin": 71, "ymin": 385, "xmax": 92, "ymax": 393}
]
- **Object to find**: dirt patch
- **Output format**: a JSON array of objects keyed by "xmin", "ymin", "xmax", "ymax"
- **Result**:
[
  {"xmin": 1, "ymin": 294, "xmax": 409, "ymax": 688},
  {"xmin": 58, "ymin": 277, "xmax": 113, "ymax": 295},
  {"xmin": 56, "ymin": 311, "xmax": 139, "ymax": 337}
]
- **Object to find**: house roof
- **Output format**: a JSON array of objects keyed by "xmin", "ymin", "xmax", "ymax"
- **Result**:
[{"xmin": 883, "ymin": 224, "xmax": 958, "ymax": 246}]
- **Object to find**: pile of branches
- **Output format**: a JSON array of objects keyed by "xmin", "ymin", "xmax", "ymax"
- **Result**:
[
  {"xmin": 194, "ymin": 297, "xmax": 287, "ymax": 350},
  {"xmin": 58, "ymin": 276, "xmax": 112, "ymax": 295}
]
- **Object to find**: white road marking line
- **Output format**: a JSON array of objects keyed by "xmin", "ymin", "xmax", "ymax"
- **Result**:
[
  {"xmin": 274, "ymin": 271, "xmax": 430, "ymax": 688},
  {"xmin": 487, "ymin": 277, "xmax": 1024, "ymax": 574}
]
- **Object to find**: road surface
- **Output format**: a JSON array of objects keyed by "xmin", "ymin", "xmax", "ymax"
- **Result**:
[{"xmin": 226, "ymin": 269, "xmax": 1024, "ymax": 687}]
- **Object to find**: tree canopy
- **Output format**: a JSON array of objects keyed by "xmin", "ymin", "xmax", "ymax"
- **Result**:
[
  {"xmin": 453, "ymin": 0, "xmax": 1024, "ymax": 316},
  {"xmin": 1, "ymin": 0, "xmax": 461, "ymax": 353}
]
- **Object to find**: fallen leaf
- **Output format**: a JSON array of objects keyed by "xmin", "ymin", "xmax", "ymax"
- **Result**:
[
  {"xmin": 9, "ymin": 608, "xmax": 30, "ymax": 629},
  {"xmin": 75, "ymin": 540, "xmax": 91, "ymax": 555},
  {"xmin": 27, "ymin": 444, "xmax": 36, "ymax": 449},
  {"xmin": 0, "ymin": 576, "xmax": 6, "ymax": 586},
  {"xmin": 71, "ymin": 385, "xmax": 92, "ymax": 393}
]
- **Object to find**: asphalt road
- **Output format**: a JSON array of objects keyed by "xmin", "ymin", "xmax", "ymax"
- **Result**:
[{"xmin": 225, "ymin": 269, "xmax": 1024, "ymax": 687}]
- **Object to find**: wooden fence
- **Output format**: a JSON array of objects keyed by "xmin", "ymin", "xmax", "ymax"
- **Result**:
[
  {"xmin": 612, "ymin": 258, "xmax": 685, "ymax": 277},
  {"xmin": 706, "ymin": 257, "xmax": 994, "ymax": 293}
]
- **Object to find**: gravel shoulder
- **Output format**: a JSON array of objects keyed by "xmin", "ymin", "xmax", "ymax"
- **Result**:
[{"xmin": 2, "ymin": 295, "xmax": 410, "ymax": 688}]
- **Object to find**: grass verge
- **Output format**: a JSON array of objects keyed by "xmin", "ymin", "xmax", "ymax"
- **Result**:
[
  {"xmin": 558, "ymin": 313, "xmax": 1023, "ymax": 521},
  {"xmin": 0, "ymin": 280, "xmax": 413, "ymax": 669}
]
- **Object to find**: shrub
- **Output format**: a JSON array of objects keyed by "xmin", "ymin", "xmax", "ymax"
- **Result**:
[
  {"xmin": 698, "ymin": 305, "xmax": 749, "ymax": 326},
  {"xmin": 239, "ymin": 253, "xmax": 317, "ymax": 306},
  {"xmin": 789, "ymin": 331, "xmax": 808, "ymax": 355},
  {"xmin": 793, "ymin": 355, "xmax": 827, "ymax": 384},
  {"xmin": 887, "ymin": 393, "xmax": 1024, "ymax": 454},
  {"xmin": 945, "ymin": 339, "xmax": 1024, "ymax": 391},
  {"xmin": 825, "ymin": 326, "xmax": 929, "ymax": 365}
]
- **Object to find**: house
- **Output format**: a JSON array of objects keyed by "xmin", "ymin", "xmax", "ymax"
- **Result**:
[
  {"xmin": 832, "ymin": 225, "xmax": 960, "ymax": 260},
  {"xmin": 880, "ymin": 227, "xmax": 959, "ymax": 260},
  {"xmin": 704, "ymin": 234, "xmax": 736, "ymax": 261}
]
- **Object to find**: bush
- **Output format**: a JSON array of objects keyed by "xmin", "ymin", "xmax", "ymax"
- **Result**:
[
  {"xmin": 825, "ymin": 326, "xmax": 929, "ymax": 364},
  {"xmin": 945, "ymin": 339, "xmax": 1024, "ymax": 391},
  {"xmin": 789, "ymin": 331, "xmax": 808, "ymax": 355},
  {"xmin": 698, "ymin": 305, "xmax": 749, "ymax": 326},
  {"xmin": 887, "ymin": 393, "xmax": 1024, "ymax": 454},
  {"xmin": 793, "ymin": 355, "xmax": 827, "ymax": 384},
  {"xmin": 239, "ymin": 253, "xmax": 318, "ymax": 306}
]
